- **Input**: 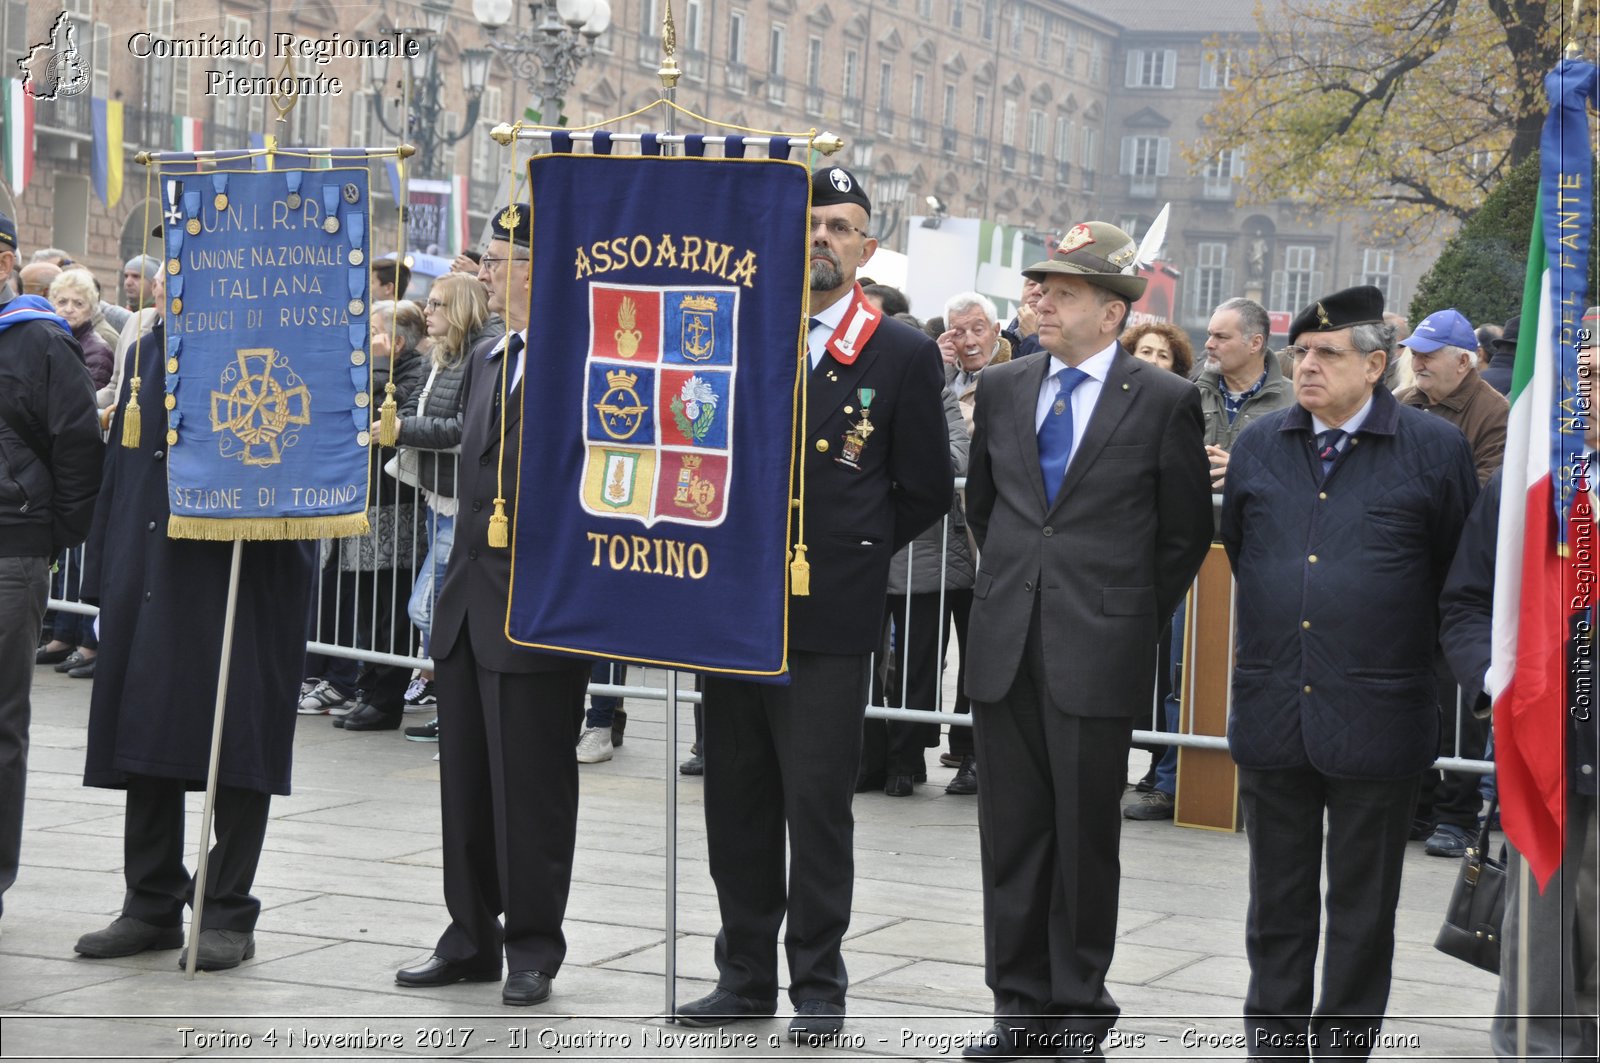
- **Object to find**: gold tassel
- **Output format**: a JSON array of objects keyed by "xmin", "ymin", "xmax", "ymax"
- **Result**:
[
  {"xmin": 789, "ymin": 543, "xmax": 811, "ymax": 596},
  {"xmin": 120, "ymin": 377, "xmax": 142, "ymax": 449},
  {"xmin": 488, "ymin": 497, "xmax": 509, "ymax": 548},
  {"xmin": 377, "ymin": 382, "xmax": 399, "ymax": 446}
]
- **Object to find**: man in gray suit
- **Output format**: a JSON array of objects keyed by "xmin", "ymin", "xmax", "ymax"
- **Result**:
[{"xmin": 960, "ymin": 221, "xmax": 1213, "ymax": 1059}]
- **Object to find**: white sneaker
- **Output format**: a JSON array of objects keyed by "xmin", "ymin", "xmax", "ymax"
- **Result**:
[
  {"xmin": 298, "ymin": 680, "xmax": 351, "ymax": 715},
  {"xmin": 575, "ymin": 726, "xmax": 614, "ymax": 763}
]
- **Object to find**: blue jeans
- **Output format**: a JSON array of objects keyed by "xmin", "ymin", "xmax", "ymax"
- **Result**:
[
  {"xmin": 406, "ymin": 511, "xmax": 455, "ymax": 652},
  {"xmin": 587, "ymin": 659, "xmax": 626, "ymax": 728}
]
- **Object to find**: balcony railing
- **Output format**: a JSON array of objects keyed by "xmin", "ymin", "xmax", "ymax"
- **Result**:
[
  {"xmin": 1001, "ymin": 144, "xmax": 1017, "ymax": 172},
  {"xmin": 33, "ymin": 93, "xmax": 91, "ymax": 137},
  {"xmin": 1056, "ymin": 160, "xmax": 1072, "ymax": 184},
  {"xmin": 1028, "ymin": 152, "xmax": 1044, "ymax": 178},
  {"xmin": 876, "ymin": 108, "xmax": 895, "ymax": 136},
  {"xmin": 841, "ymin": 97, "xmax": 862, "ymax": 127},
  {"xmin": 805, "ymin": 86, "xmax": 825, "ymax": 117},
  {"xmin": 973, "ymin": 136, "xmax": 988, "ymax": 163},
  {"xmin": 941, "ymin": 127, "xmax": 957, "ymax": 154},
  {"xmin": 909, "ymin": 118, "xmax": 927, "ymax": 145},
  {"xmin": 1082, "ymin": 169, "xmax": 1096, "ymax": 192},
  {"xmin": 766, "ymin": 75, "xmax": 787, "ymax": 106},
  {"xmin": 724, "ymin": 64, "xmax": 748, "ymax": 94},
  {"xmin": 1129, "ymin": 174, "xmax": 1157, "ymax": 198}
]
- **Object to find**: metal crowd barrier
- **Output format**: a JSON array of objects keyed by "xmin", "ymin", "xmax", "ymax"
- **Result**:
[{"xmin": 45, "ymin": 473, "xmax": 1494, "ymax": 776}]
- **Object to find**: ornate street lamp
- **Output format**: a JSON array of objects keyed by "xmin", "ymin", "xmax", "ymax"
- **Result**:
[
  {"xmin": 871, "ymin": 170, "xmax": 911, "ymax": 249},
  {"xmin": 369, "ymin": 0, "xmax": 489, "ymax": 178},
  {"xmin": 472, "ymin": 0, "xmax": 612, "ymax": 119}
]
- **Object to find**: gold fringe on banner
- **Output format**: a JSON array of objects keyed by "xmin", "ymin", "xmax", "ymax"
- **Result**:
[
  {"xmin": 167, "ymin": 513, "xmax": 371, "ymax": 542},
  {"xmin": 120, "ymin": 377, "xmax": 142, "ymax": 449}
]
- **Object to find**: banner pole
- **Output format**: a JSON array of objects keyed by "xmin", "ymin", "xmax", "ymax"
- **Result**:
[
  {"xmin": 657, "ymin": 1, "xmax": 684, "ymax": 1021},
  {"xmin": 183, "ymin": 539, "xmax": 244, "ymax": 979}
]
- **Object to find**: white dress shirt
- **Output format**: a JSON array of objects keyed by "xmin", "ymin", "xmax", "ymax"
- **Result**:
[{"xmin": 1034, "ymin": 341, "xmax": 1117, "ymax": 470}]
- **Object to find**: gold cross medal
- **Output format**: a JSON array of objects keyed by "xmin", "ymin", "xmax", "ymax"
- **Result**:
[{"xmin": 835, "ymin": 388, "xmax": 876, "ymax": 470}]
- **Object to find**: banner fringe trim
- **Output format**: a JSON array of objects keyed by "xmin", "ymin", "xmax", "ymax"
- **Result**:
[{"xmin": 166, "ymin": 514, "xmax": 370, "ymax": 542}]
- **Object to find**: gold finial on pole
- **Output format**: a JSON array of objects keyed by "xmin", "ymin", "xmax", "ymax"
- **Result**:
[
  {"xmin": 813, "ymin": 132, "xmax": 845, "ymax": 156},
  {"xmin": 490, "ymin": 122, "xmax": 518, "ymax": 145},
  {"xmin": 1565, "ymin": 0, "xmax": 1588, "ymax": 59},
  {"xmin": 658, "ymin": 0, "xmax": 681, "ymax": 89}
]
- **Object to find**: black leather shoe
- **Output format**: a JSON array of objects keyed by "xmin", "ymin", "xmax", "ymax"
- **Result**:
[
  {"xmin": 502, "ymin": 969, "xmax": 553, "ymax": 1006},
  {"xmin": 74, "ymin": 916, "xmax": 183, "ymax": 958},
  {"xmin": 884, "ymin": 774, "xmax": 915, "ymax": 797},
  {"xmin": 946, "ymin": 755, "xmax": 978, "ymax": 795},
  {"xmin": 178, "ymin": 928, "xmax": 255, "ymax": 970},
  {"xmin": 340, "ymin": 703, "xmax": 401, "ymax": 731},
  {"xmin": 679, "ymin": 753, "xmax": 704, "ymax": 776},
  {"xmin": 788, "ymin": 999, "xmax": 844, "ymax": 1041},
  {"xmin": 396, "ymin": 954, "xmax": 501, "ymax": 987},
  {"xmin": 68, "ymin": 657, "xmax": 96, "ymax": 679},
  {"xmin": 675, "ymin": 987, "xmax": 777, "ymax": 1027},
  {"xmin": 36, "ymin": 645, "xmax": 72, "ymax": 665},
  {"xmin": 53, "ymin": 650, "xmax": 86, "ymax": 674}
]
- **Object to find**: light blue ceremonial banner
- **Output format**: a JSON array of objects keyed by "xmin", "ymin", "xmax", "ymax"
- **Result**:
[
  {"xmin": 162, "ymin": 167, "xmax": 372, "ymax": 540},
  {"xmin": 506, "ymin": 149, "xmax": 810, "ymax": 677}
]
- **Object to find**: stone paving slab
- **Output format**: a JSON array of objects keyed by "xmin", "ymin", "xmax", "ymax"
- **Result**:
[{"xmin": 0, "ymin": 669, "xmax": 1501, "ymax": 1060}]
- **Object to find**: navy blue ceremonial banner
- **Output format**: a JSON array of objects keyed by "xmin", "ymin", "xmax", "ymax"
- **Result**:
[
  {"xmin": 508, "ymin": 151, "xmax": 809, "ymax": 677},
  {"xmin": 162, "ymin": 167, "xmax": 372, "ymax": 540}
]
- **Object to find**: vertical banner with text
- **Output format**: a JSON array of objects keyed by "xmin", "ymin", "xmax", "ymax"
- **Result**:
[
  {"xmin": 508, "ymin": 152, "xmax": 810, "ymax": 676},
  {"xmin": 162, "ymin": 167, "xmax": 373, "ymax": 540}
]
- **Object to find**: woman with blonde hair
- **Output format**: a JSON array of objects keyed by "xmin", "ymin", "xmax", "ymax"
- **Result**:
[{"xmin": 390, "ymin": 273, "xmax": 490, "ymax": 738}]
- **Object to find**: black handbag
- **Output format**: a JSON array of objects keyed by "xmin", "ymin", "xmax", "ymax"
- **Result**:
[{"xmin": 1433, "ymin": 798, "xmax": 1506, "ymax": 974}]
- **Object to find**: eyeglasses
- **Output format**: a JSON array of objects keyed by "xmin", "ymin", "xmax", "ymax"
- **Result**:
[
  {"xmin": 812, "ymin": 218, "xmax": 868, "ymax": 239},
  {"xmin": 1284, "ymin": 344, "xmax": 1359, "ymax": 361},
  {"xmin": 480, "ymin": 254, "xmax": 531, "ymax": 270},
  {"xmin": 424, "ymin": 299, "xmax": 446, "ymax": 311}
]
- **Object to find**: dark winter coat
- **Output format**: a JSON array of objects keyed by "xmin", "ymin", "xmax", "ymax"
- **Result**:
[
  {"xmin": 81, "ymin": 323, "xmax": 315, "ymax": 794},
  {"xmin": 394, "ymin": 325, "xmax": 487, "ymax": 502},
  {"xmin": 887, "ymin": 386, "xmax": 973, "ymax": 596},
  {"xmin": 0, "ymin": 294, "xmax": 102, "ymax": 558},
  {"xmin": 70, "ymin": 319, "xmax": 115, "ymax": 391},
  {"xmin": 1220, "ymin": 385, "xmax": 1478, "ymax": 779}
]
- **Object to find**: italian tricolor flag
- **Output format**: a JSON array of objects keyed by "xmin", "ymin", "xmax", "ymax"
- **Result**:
[
  {"xmin": 173, "ymin": 115, "xmax": 202, "ymax": 153},
  {"xmin": 1485, "ymin": 57, "xmax": 1597, "ymax": 891},
  {"xmin": 2, "ymin": 78, "xmax": 34, "ymax": 195}
]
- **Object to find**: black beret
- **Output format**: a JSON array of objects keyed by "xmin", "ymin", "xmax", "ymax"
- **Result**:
[
  {"xmin": 489, "ymin": 202, "xmax": 533, "ymax": 246},
  {"xmin": 812, "ymin": 166, "xmax": 871, "ymax": 216},
  {"xmin": 1287, "ymin": 284, "xmax": 1386, "ymax": 345}
]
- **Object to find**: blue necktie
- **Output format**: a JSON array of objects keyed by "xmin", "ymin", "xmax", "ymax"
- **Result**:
[
  {"xmin": 1038, "ymin": 366, "xmax": 1089, "ymax": 507},
  {"xmin": 1315, "ymin": 428, "xmax": 1346, "ymax": 480}
]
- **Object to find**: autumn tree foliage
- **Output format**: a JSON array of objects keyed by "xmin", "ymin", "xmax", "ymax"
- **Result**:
[{"xmin": 1195, "ymin": 0, "xmax": 1566, "ymax": 243}]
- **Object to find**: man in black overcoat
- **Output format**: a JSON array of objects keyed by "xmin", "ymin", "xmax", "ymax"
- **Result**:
[
  {"xmin": 675, "ymin": 166, "xmax": 952, "ymax": 1041},
  {"xmin": 74, "ymin": 313, "xmax": 315, "ymax": 971},
  {"xmin": 392, "ymin": 205, "xmax": 591, "ymax": 1008}
]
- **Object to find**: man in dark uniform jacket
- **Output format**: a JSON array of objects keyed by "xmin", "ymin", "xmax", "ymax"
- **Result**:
[
  {"xmin": 1221, "ymin": 286, "xmax": 1477, "ymax": 1057},
  {"xmin": 958, "ymin": 221, "xmax": 1213, "ymax": 1059},
  {"xmin": 393, "ymin": 205, "xmax": 591, "ymax": 1007},
  {"xmin": 675, "ymin": 166, "xmax": 952, "ymax": 1040}
]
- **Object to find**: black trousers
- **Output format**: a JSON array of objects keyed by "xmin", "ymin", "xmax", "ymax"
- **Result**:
[
  {"xmin": 1239, "ymin": 765, "xmax": 1419, "ymax": 1059},
  {"xmin": 972, "ymin": 601, "xmax": 1132, "ymax": 1048},
  {"xmin": 1415, "ymin": 654, "xmax": 1488, "ymax": 832},
  {"xmin": 433, "ymin": 628, "xmax": 588, "ymax": 976},
  {"xmin": 702, "ymin": 651, "xmax": 869, "ymax": 1007},
  {"xmin": 945, "ymin": 588, "xmax": 975, "ymax": 757},
  {"xmin": 120, "ymin": 775, "xmax": 271, "ymax": 931},
  {"xmin": 865, "ymin": 593, "xmax": 945, "ymax": 777}
]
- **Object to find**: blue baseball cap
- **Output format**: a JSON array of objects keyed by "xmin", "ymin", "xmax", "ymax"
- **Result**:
[
  {"xmin": 0, "ymin": 210, "xmax": 16, "ymax": 252},
  {"xmin": 1402, "ymin": 308, "xmax": 1477, "ymax": 354}
]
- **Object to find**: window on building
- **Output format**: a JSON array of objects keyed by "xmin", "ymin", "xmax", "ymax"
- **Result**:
[
  {"xmin": 1081, "ymin": 125, "xmax": 1097, "ymax": 189},
  {"xmin": 685, "ymin": 0, "xmax": 703, "ymax": 52},
  {"xmin": 725, "ymin": 9, "xmax": 747, "ymax": 92},
  {"xmin": 877, "ymin": 60, "xmax": 894, "ymax": 135},
  {"xmin": 806, "ymin": 37, "xmax": 825, "ymax": 116},
  {"xmin": 768, "ymin": 24, "xmax": 786, "ymax": 104},
  {"xmin": 213, "ymin": 15, "xmax": 254, "ymax": 134},
  {"xmin": 1119, "ymin": 134, "xmax": 1169, "ymax": 196},
  {"xmin": 1089, "ymin": 42, "xmax": 1104, "ymax": 80},
  {"xmin": 1203, "ymin": 149, "xmax": 1241, "ymax": 198},
  {"xmin": 841, "ymin": 47, "xmax": 859, "ymax": 123},
  {"xmin": 973, "ymin": 90, "xmax": 988, "ymax": 161},
  {"xmin": 1187, "ymin": 242, "xmax": 1232, "ymax": 322},
  {"xmin": 950, "ymin": 0, "xmax": 962, "ymax": 29},
  {"xmin": 909, "ymin": 72, "xmax": 927, "ymax": 143},
  {"xmin": 1276, "ymin": 245, "xmax": 1319, "ymax": 312},
  {"xmin": 637, "ymin": 0, "xmax": 659, "ymax": 62},
  {"xmin": 1125, "ymin": 48, "xmax": 1177, "ymax": 89},
  {"xmin": 918, "ymin": 0, "xmax": 932, "ymax": 17},
  {"xmin": 1200, "ymin": 50, "xmax": 1234, "ymax": 89},
  {"xmin": 942, "ymin": 83, "xmax": 958, "ymax": 153},
  {"xmin": 1026, "ymin": 108, "xmax": 1044, "ymax": 175},
  {"xmin": 1360, "ymin": 248, "xmax": 1398, "ymax": 305}
]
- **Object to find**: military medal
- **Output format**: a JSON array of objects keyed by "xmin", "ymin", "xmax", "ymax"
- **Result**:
[
  {"xmin": 355, "ymin": 391, "xmax": 370, "ymax": 407},
  {"xmin": 348, "ymin": 248, "xmax": 364, "ymax": 266},
  {"xmin": 164, "ymin": 394, "xmax": 176, "ymax": 410},
  {"xmin": 213, "ymin": 193, "xmax": 228, "ymax": 210},
  {"xmin": 166, "ymin": 258, "xmax": 180, "ymax": 275},
  {"xmin": 166, "ymin": 429, "xmax": 178, "ymax": 445},
  {"xmin": 343, "ymin": 182, "xmax": 361, "ymax": 204},
  {"xmin": 286, "ymin": 192, "xmax": 301, "ymax": 209},
  {"xmin": 185, "ymin": 218, "xmax": 200, "ymax": 235},
  {"xmin": 285, "ymin": 170, "xmax": 303, "ymax": 210},
  {"xmin": 357, "ymin": 430, "xmax": 371, "ymax": 447},
  {"xmin": 835, "ymin": 388, "xmax": 876, "ymax": 470},
  {"xmin": 324, "ymin": 216, "xmax": 340, "ymax": 234},
  {"xmin": 322, "ymin": 183, "xmax": 341, "ymax": 234},
  {"xmin": 350, "ymin": 350, "xmax": 366, "ymax": 365},
  {"xmin": 170, "ymin": 298, "xmax": 182, "ymax": 314},
  {"xmin": 348, "ymin": 299, "xmax": 364, "ymax": 315},
  {"xmin": 166, "ymin": 358, "xmax": 178, "ymax": 373}
]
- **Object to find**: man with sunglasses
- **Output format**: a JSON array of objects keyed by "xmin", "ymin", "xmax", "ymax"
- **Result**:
[
  {"xmin": 394, "ymin": 205, "xmax": 591, "ymax": 1009},
  {"xmin": 1220, "ymin": 285, "xmax": 1478, "ymax": 1057}
]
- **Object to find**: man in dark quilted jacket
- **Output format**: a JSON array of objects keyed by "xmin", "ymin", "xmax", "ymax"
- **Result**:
[{"xmin": 1220, "ymin": 285, "xmax": 1478, "ymax": 1059}]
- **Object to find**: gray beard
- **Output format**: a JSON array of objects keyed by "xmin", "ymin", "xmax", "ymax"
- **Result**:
[{"xmin": 809, "ymin": 257, "xmax": 845, "ymax": 292}]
